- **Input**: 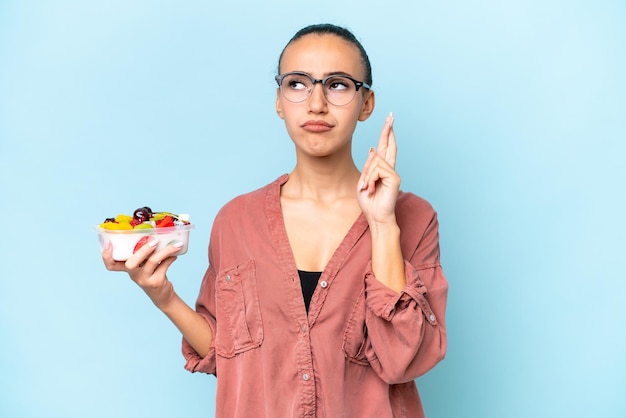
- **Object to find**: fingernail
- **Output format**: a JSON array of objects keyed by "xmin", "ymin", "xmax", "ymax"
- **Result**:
[
  {"xmin": 148, "ymin": 238, "xmax": 159, "ymax": 247},
  {"xmin": 359, "ymin": 181, "xmax": 367, "ymax": 190},
  {"xmin": 169, "ymin": 240, "xmax": 184, "ymax": 248},
  {"xmin": 369, "ymin": 147, "xmax": 375, "ymax": 153}
]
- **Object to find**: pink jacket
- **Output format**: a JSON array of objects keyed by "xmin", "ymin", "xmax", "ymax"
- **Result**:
[{"xmin": 183, "ymin": 174, "xmax": 448, "ymax": 417}]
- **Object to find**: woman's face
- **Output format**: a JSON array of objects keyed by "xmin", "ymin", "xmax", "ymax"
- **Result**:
[{"xmin": 276, "ymin": 34, "xmax": 375, "ymax": 159}]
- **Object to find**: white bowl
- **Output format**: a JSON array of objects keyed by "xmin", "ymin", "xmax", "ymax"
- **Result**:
[{"xmin": 96, "ymin": 224, "xmax": 194, "ymax": 261}]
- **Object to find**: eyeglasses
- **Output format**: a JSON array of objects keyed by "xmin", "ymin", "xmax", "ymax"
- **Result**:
[{"xmin": 275, "ymin": 71, "xmax": 371, "ymax": 106}]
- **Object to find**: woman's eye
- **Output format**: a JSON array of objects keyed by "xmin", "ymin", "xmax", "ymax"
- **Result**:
[
  {"xmin": 287, "ymin": 79, "xmax": 307, "ymax": 90},
  {"xmin": 327, "ymin": 78, "xmax": 350, "ymax": 91}
]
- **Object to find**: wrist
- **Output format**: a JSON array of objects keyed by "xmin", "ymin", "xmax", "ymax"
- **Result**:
[
  {"xmin": 148, "ymin": 282, "xmax": 177, "ymax": 311},
  {"xmin": 368, "ymin": 218, "xmax": 400, "ymax": 238},
  {"xmin": 157, "ymin": 291, "xmax": 182, "ymax": 314}
]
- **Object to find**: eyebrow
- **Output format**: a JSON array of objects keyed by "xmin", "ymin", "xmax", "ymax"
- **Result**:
[{"xmin": 291, "ymin": 70, "xmax": 357, "ymax": 79}]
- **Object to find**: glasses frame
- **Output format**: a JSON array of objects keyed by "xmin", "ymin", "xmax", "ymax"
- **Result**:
[{"xmin": 275, "ymin": 71, "xmax": 371, "ymax": 106}]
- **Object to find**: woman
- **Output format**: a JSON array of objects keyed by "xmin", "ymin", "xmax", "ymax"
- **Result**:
[{"xmin": 103, "ymin": 23, "xmax": 448, "ymax": 418}]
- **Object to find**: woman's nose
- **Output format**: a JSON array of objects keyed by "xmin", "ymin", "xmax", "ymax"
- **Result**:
[{"xmin": 307, "ymin": 82, "xmax": 328, "ymax": 112}]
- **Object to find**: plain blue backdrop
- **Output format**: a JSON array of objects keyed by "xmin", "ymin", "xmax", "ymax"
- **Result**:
[{"xmin": 1, "ymin": 1, "xmax": 624, "ymax": 417}]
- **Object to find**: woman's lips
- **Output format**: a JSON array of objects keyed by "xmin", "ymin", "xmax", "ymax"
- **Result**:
[{"xmin": 302, "ymin": 120, "xmax": 333, "ymax": 132}]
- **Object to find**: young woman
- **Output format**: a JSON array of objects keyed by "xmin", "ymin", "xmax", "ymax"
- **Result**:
[{"xmin": 102, "ymin": 23, "xmax": 448, "ymax": 418}]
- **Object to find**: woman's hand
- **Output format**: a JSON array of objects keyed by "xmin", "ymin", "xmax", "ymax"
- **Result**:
[
  {"xmin": 357, "ymin": 112, "xmax": 400, "ymax": 227},
  {"xmin": 101, "ymin": 239, "xmax": 184, "ymax": 309}
]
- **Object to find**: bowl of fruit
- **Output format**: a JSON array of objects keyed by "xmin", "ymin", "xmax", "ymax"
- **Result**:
[{"xmin": 96, "ymin": 206, "xmax": 194, "ymax": 261}]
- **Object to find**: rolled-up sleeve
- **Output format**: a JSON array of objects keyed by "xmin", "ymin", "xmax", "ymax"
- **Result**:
[
  {"xmin": 182, "ymin": 265, "xmax": 218, "ymax": 375},
  {"xmin": 363, "ymin": 212, "xmax": 448, "ymax": 384}
]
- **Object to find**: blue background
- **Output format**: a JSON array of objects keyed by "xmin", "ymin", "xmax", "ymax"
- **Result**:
[{"xmin": 1, "ymin": 1, "xmax": 624, "ymax": 417}]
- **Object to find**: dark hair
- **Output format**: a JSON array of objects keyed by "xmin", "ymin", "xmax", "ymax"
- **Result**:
[{"xmin": 277, "ymin": 23, "xmax": 373, "ymax": 86}]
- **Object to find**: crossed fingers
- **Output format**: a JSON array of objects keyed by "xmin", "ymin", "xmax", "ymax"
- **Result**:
[{"xmin": 359, "ymin": 112, "xmax": 398, "ymax": 195}]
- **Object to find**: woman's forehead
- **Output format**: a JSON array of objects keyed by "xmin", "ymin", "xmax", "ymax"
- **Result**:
[{"xmin": 280, "ymin": 34, "xmax": 364, "ymax": 78}]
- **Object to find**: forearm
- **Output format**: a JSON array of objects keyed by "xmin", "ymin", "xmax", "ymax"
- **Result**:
[
  {"xmin": 370, "ymin": 220, "xmax": 406, "ymax": 293},
  {"xmin": 159, "ymin": 293, "xmax": 213, "ymax": 358}
]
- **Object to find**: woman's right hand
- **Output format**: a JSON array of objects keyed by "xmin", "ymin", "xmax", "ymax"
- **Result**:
[{"xmin": 101, "ymin": 239, "xmax": 184, "ymax": 310}]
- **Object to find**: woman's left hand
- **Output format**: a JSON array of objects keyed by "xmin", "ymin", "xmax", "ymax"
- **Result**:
[{"xmin": 357, "ymin": 112, "xmax": 401, "ymax": 226}]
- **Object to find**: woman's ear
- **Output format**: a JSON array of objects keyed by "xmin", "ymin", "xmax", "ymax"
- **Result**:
[
  {"xmin": 358, "ymin": 89, "xmax": 375, "ymax": 121},
  {"xmin": 275, "ymin": 89, "xmax": 285, "ymax": 119}
]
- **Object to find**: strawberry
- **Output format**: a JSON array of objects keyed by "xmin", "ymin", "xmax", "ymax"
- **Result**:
[
  {"xmin": 133, "ymin": 236, "xmax": 152, "ymax": 253},
  {"xmin": 156, "ymin": 215, "xmax": 175, "ymax": 228}
]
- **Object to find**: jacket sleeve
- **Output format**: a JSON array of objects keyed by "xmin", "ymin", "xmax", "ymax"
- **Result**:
[
  {"xmin": 363, "ymin": 210, "xmax": 448, "ymax": 384},
  {"xmin": 181, "ymin": 259, "xmax": 218, "ymax": 375}
]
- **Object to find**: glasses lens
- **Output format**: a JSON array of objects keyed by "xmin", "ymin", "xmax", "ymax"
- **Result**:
[
  {"xmin": 280, "ymin": 73, "xmax": 312, "ymax": 103},
  {"xmin": 278, "ymin": 73, "xmax": 360, "ymax": 106},
  {"xmin": 323, "ymin": 76, "xmax": 357, "ymax": 106}
]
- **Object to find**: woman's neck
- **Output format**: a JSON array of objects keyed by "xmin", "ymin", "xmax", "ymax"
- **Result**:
[{"xmin": 284, "ymin": 158, "xmax": 361, "ymax": 203}]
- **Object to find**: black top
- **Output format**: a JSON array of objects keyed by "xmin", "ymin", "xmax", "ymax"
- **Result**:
[{"xmin": 297, "ymin": 270, "xmax": 321, "ymax": 313}]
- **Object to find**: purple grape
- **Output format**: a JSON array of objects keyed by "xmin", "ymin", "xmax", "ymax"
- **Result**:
[{"xmin": 133, "ymin": 206, "xmax": 153, "ymax": 223}]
